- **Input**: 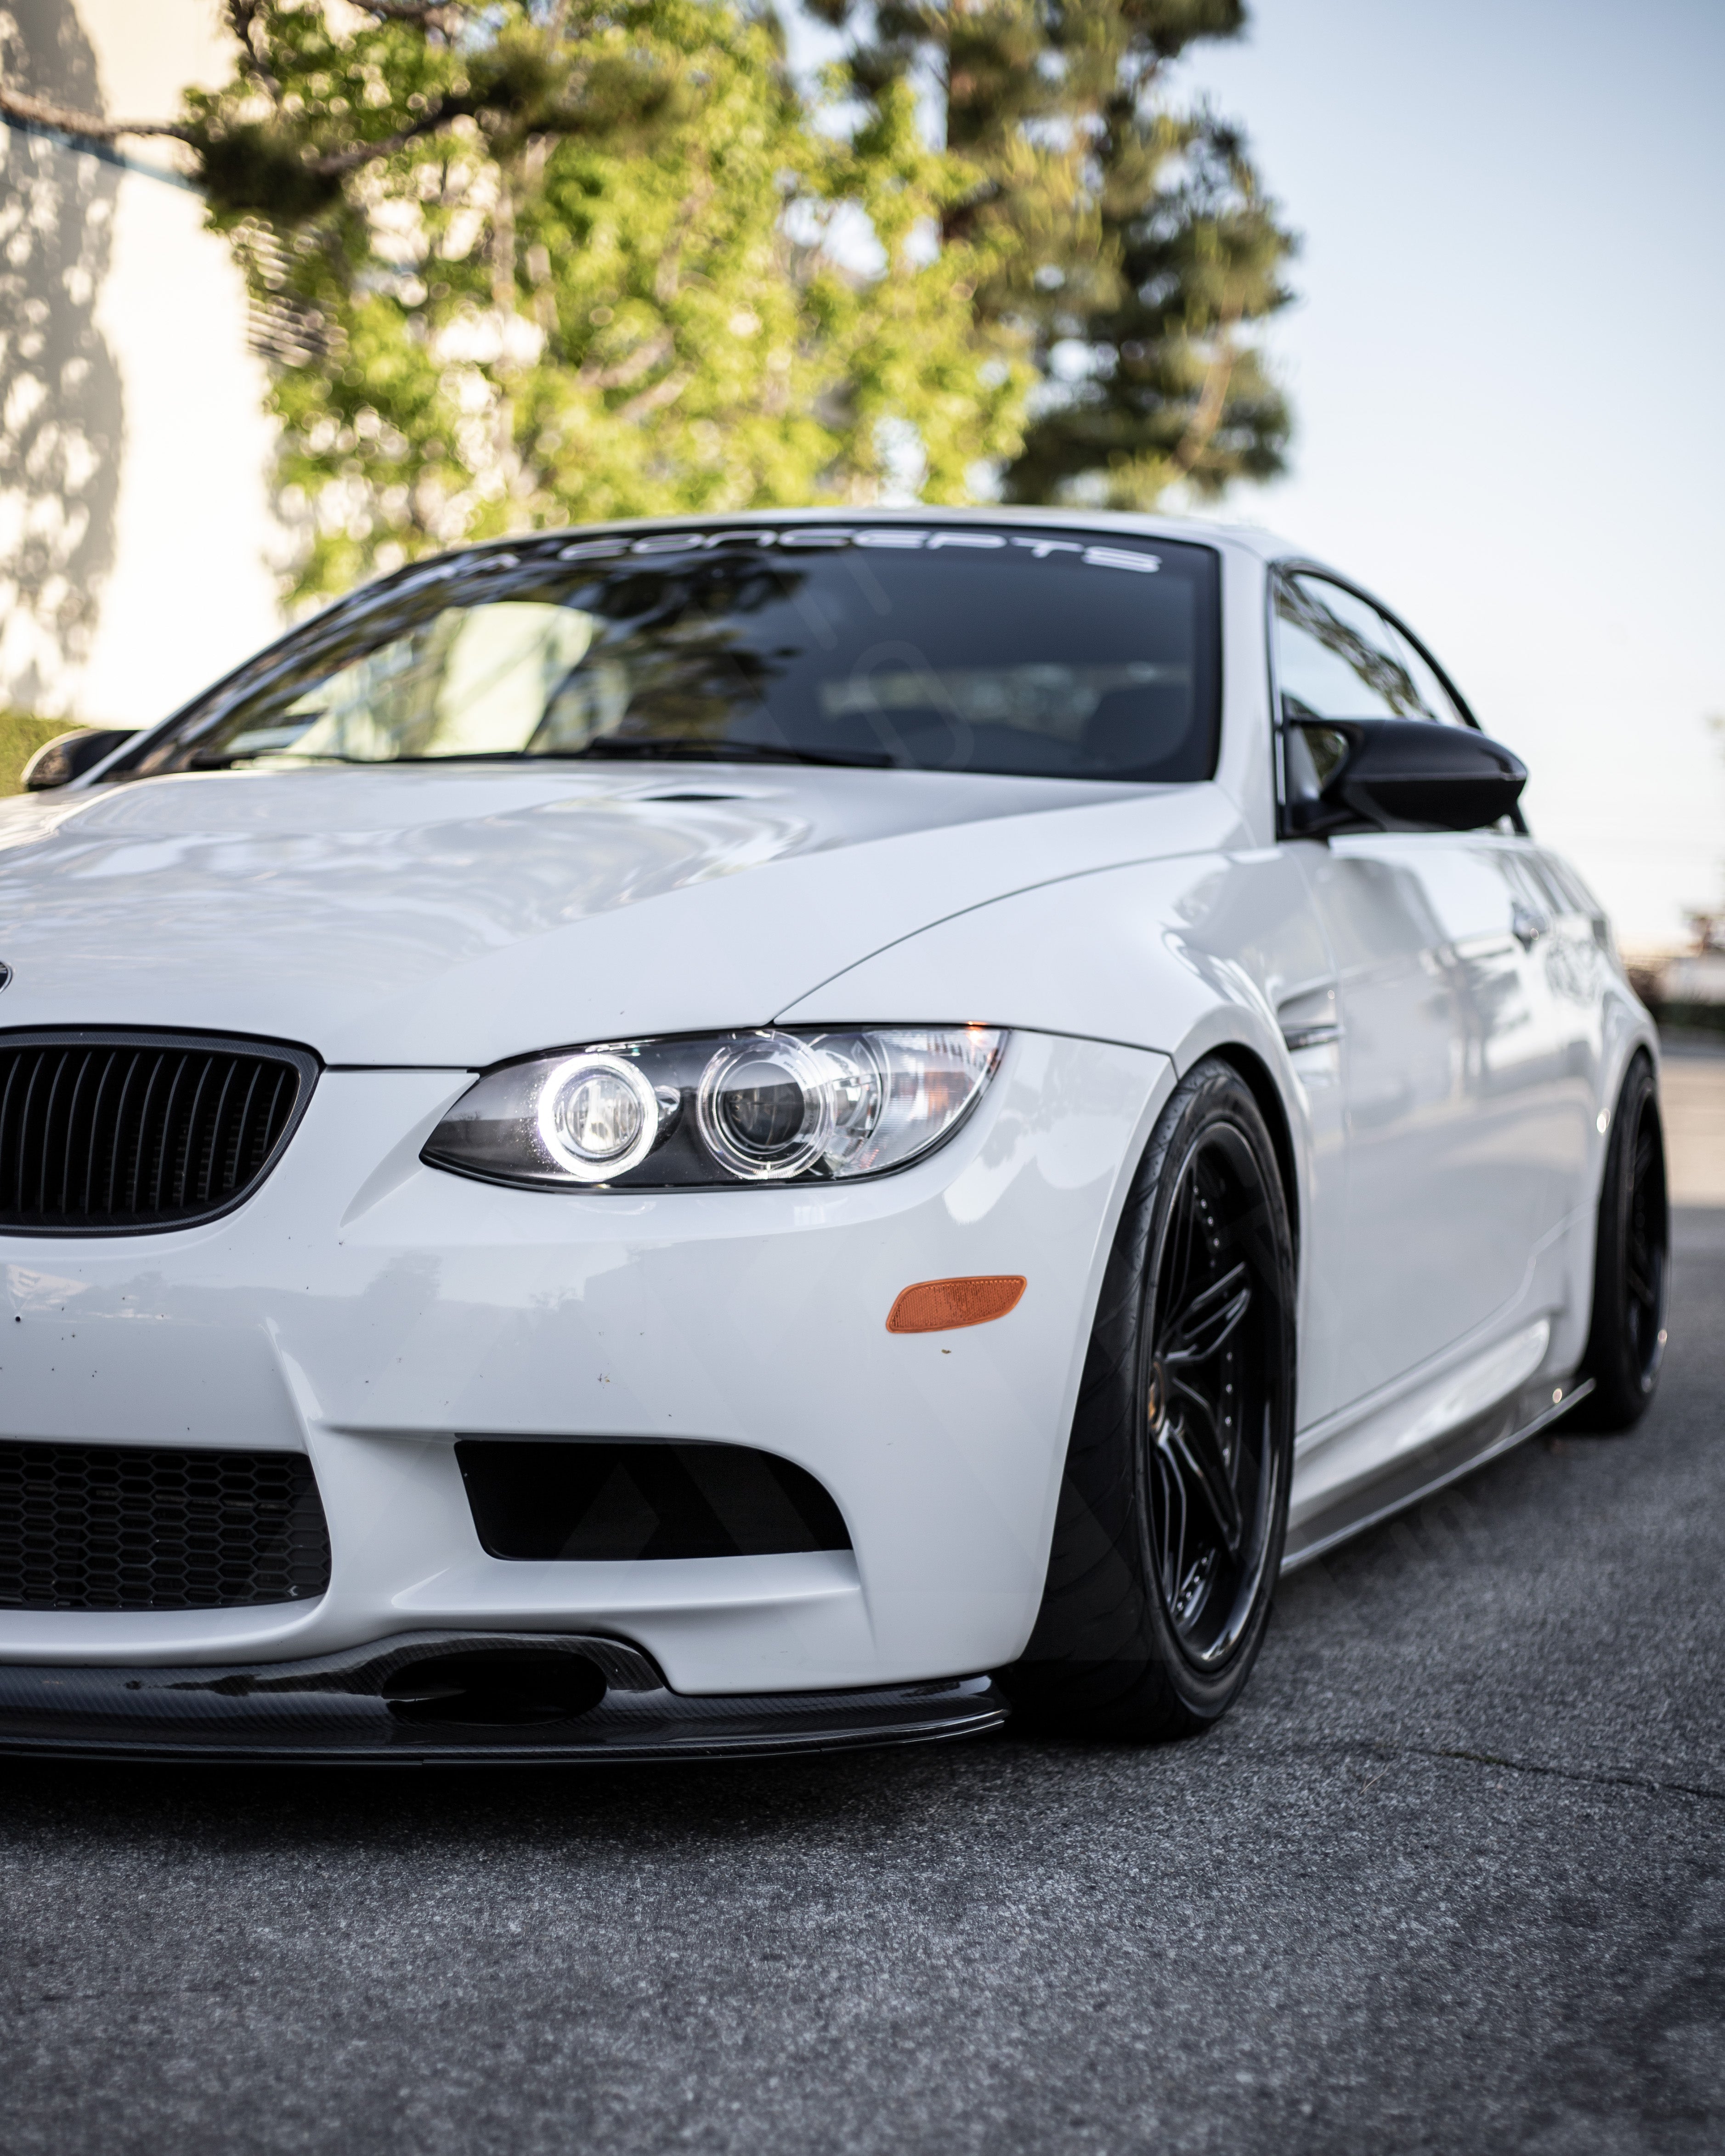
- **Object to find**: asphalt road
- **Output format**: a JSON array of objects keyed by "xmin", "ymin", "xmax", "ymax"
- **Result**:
[{"xmin": 2, "ymin": 1223, "xmax": 1723, "ymax": 2156}]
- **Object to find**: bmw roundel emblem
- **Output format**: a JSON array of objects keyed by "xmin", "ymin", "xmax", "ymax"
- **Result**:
[{"xmin": 0, "ymin": 962, "xmax": 10, "ymax": 992}]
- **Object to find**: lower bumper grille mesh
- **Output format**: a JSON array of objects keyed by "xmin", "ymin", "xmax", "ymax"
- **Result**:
[{"xmin": 0, "ymin": 1439, "xmax": 332, "ymax": 1611}]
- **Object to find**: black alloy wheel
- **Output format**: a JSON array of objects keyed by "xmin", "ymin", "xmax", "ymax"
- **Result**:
[
  {"xmin": 1144, "ymin": 1124, "xmax": 1280, "ymax": 1665},
  {"xmin": 1576, "ymin": 1052, "xmax": 1668, "ymax": 1432},
  {"xmin": 1004, "ymin": 1058, "xmax": 1295, "ymax": 1740}
]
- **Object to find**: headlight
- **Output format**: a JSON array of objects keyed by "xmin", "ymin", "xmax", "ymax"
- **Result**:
[
  {"xmin": 535, "ymin": 1053, "xmax": 662, "ymax": 1182},
  {"xmin": 423, "ymin": 1027, "xmax": 1007, "ymax": 1191}
]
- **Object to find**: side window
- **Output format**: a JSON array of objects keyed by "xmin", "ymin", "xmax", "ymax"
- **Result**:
[{"xmin": 1273, "ymin": 573, "xmax": 1465, "ymax": 726}]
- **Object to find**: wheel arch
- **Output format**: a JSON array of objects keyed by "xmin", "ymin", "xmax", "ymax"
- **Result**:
[
  {"xmin": 1203, "ymin": 1039, "xmax": 1302, "ymax": 1272},
  {"xmin": 1590, "ymin": 1010, "xmax": 1663, "ymax": 1217}
]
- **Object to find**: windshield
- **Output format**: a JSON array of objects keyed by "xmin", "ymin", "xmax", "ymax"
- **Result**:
[{"xmin": 128, "ymin": 525, "xmax": 1222, "ymax": 785}]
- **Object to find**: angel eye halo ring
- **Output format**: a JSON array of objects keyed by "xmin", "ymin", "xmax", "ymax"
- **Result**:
[
  {"xmin": 534, "ymin": 1052, "xmax": 661, "ymax": 1182},
  {"xmin": 696, "ymin": 1033, "xmax": 835, "ymax": 1181},
  {"xmin": 422, "ymin": 1026, "xmax": 1006, "ymax": 1191}
]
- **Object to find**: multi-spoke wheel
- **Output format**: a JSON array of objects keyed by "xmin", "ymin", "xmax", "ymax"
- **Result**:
[
  {"xmin": 1144, "ymin": 1123, "xmax": 1282, "ymax": 1668},
  {"xmin": 1576, "ymin": 1053, "xmax": 1668, "ymax": 1432},
  {"xmin": 1004, "ymin": 1058, "xmax": 1295, "ymax": 1740}
]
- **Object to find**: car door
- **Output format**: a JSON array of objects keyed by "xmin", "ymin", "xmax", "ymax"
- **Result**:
[
  {"xmin": 1497, "ymin": 843, "xmax": 1608, "ymax": 1239},
  {"xmin": 1274, "ymin": 570, "xmax": 1578, "ymax": 1411}
]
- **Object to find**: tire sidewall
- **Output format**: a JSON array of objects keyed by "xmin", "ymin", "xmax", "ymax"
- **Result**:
[
  {"xmin": 1004, "ymin": 1056, "xmax": 1298, "ymax": 1737},
  {"xmin": 1584, "ymin": 1050, "xmax": 1669, "ymax": 1424},
  {"xmin": 1128, "ymin": 1061, "xmax": 1297, "ymax": 1721}
]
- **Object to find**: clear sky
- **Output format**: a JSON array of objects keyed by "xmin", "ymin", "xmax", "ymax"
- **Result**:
[
  {"xmin": 787, "ymin": 0, "xmax": 1725, "ymax": 945},
  {"xmin": 1168, "ymin": 0, "xmax": 1725, "ymax": 947}
]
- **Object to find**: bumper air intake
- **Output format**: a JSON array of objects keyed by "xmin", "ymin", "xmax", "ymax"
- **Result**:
[
  {"xmin": 456, "ymin": 1440, "xmax": 853, "ymax": 1561},
  {"xmin": 0, "ymin": 1439, "xmax": 332, "ymax": 1611}
]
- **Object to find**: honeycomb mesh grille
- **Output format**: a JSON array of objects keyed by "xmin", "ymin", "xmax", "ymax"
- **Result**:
[
  {"xmin": 0, "ymin": 1032, "xmax": 314, "ymax": 1231},
  {"xmin": 0, "ymin": 1439, "xmax": 332, "ymax": 1611}
]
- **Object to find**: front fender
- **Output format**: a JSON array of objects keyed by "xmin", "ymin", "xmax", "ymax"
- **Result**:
[{"xmin": 775, "ymin": 846, "xmax": 1324, "ymax": 1217}]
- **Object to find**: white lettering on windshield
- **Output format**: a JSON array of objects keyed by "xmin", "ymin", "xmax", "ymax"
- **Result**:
[
  {"xmin": 554, "ymin": 530, "xmax": 1163, "ymax": 573},
  {"xmin": 1081, "ymin": 545, "xmax": 1161, "ymax": 574}
]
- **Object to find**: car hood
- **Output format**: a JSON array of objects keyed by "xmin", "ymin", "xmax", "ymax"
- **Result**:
[{"xmin": 0, "ymin": 764, "xmax": 1246, "ymax": 1065}]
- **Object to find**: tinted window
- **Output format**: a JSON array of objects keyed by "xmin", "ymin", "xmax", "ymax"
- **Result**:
[
  {"xmin": 132, "ymin": 527, "xmax": 1222, "ymax": 785},
  {"xmin": 1274, "ymin": 573, "xmax": 1465, "ymax": 725}
]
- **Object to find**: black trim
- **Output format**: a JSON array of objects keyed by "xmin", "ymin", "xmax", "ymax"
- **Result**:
[
  {"xmin": 457, "ymin": 1439, "xmax": 853, "ymax": 1560},
  {"xmin": 1270, "ymin": 559, "xmax": 1483, "ymax": 729},
  {"xmin": 1266, "ymin": 559, "xmax": 1530, "ymax": 841},
  {"xmin": 1282, "ymin": 1373, "xmax": 1591, "ymax": 1569},
  {"xmin": 1280, "ymin": 717, "xmax": 1527, "ymax": 839},
  {"xmin": 20, "ymin": 727, "xmax": 139, "ymax": 792},
  {"xmin": 0, "ymin": 1028, "xmax": 319, "ymax": 1236},
  {"xmin": 0, "ymin": 1438, "xmax": 331, "ymax": 1610},
  {"xmin": 0, "ymin": 1631, "xmax": 1007, "ymax": 1762}
]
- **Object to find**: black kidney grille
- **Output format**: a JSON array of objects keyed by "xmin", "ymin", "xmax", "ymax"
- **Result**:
[
  {"xmin": 0, "ymin": 1439, "xmax": 332, "ymax": 1611},
  {"xmin": 0, "ymin": 1033, "xmax": 315, "ymax": 1231}
]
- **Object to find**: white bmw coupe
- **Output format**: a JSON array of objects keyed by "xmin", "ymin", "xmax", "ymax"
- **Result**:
[{"xmin": 0, "ymin": 511, "xmax": 1667, "ymax": 1761}]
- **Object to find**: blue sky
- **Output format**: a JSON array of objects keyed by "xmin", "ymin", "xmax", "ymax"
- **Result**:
[{"xmin": 796, "ymin": 0, "xmax": 1725, "ymax": 944}]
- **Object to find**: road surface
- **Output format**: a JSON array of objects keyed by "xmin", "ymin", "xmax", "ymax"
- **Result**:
[{"xmin": 2, "ymin": 1050, "xmax": 1722, "ymax": 2154}]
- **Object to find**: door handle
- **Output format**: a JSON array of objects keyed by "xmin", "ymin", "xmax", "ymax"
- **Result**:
[{"xmin": 1511, "ymin": 903, "xmax": 1549, "ymax": 950}]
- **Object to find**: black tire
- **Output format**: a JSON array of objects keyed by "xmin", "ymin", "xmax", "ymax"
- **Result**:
[
  {"xmin": 1575, "ymin": 1052, "xmax": 1669, "ymax": 1433},
  {"xmin": 1002, "ymin": 1057, "xmax": 1296, "ymax": 1740}
]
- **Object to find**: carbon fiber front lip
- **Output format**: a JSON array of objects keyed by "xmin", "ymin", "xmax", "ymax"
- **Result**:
[{"xmin": 0, "ymin": 1630, "xmax": 1007, "ymax": 1763}]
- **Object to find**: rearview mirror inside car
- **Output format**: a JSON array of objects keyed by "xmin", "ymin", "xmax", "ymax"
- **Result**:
[{"xmin": 1284, "ymin": 716, "xmax": 1527, "ymax": 837}]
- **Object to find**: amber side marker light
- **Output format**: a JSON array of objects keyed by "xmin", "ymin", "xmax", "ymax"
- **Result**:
[{"xmin": 886, "ymin": 1276, "xmax": 1027, "ymax": 1334}]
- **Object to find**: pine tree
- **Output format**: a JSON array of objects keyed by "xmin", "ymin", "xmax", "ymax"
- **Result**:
[{"xmin": 812, "ymin": 0, "xmax": 1297, "ymax": 507}]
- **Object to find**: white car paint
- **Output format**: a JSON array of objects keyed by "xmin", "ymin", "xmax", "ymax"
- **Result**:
[
  {"xmin": 0, "ymin": 508, "xmax": 1654, "ymax": 1696},
  {"xmin": 0, "ymin": 1037, "xmax": 1171, "ymax": 1688}
]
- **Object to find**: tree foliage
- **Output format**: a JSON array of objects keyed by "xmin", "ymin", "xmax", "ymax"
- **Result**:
[
  {"xmin": 160, "ymin": 0, "xmax": 1027, "ymax": 598},
  {"xmin": 0, "ymin": 0, "xmax": 1295, "ymax": 598},
  {"xmin": 814, "ymin": 0, "xmax": 1297, "ymax": 508}
]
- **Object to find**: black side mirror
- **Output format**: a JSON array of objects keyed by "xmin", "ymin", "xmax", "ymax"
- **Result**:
[
  {"xmin": 21, "ymin": 727, "xmax": 138, "ymax": 792},
  {"xmin": 1284, "ymin": 717, "xmax": 1526, "ymax": 837}
]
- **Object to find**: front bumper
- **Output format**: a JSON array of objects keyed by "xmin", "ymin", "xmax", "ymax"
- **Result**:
[
  {"xmin": 0, "ymin": 1032, "xmax": 1168, "ymax": 1699},
  {"xmin": 0, "ymin": 1631, "xmax": 1007, "ymax": 1763}
]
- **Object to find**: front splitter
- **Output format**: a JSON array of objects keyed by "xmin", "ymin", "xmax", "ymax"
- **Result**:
[{"xmin": 0, "ymin": 1630, "xmax": 1008, "ymax": 1763}]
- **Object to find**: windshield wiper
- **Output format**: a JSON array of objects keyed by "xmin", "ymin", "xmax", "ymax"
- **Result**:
[{"xmin": 564, "ymin": 738, "xmax": 894, "ymax": 770}]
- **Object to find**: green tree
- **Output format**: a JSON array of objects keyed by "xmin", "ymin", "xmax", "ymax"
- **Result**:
[
  {"xmin": 0, "ymin": 0, "xmax": 1292, "ymax": 597},
  {"xmin": 214, "ymin": 0, "xmax": 1038, "ymax": 595},
  {"xmin": 3, "ymin": 0, "xmax": 1031, "ymax": 598},
  {"xmin": 813, "ymin": 0, "xmax": 1297, "ymax": 507}
]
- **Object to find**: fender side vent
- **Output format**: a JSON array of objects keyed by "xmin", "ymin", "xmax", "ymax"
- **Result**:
[{"xmin": 456, "ymin": 1440, "xmax": 852, "ymax": 1561}]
